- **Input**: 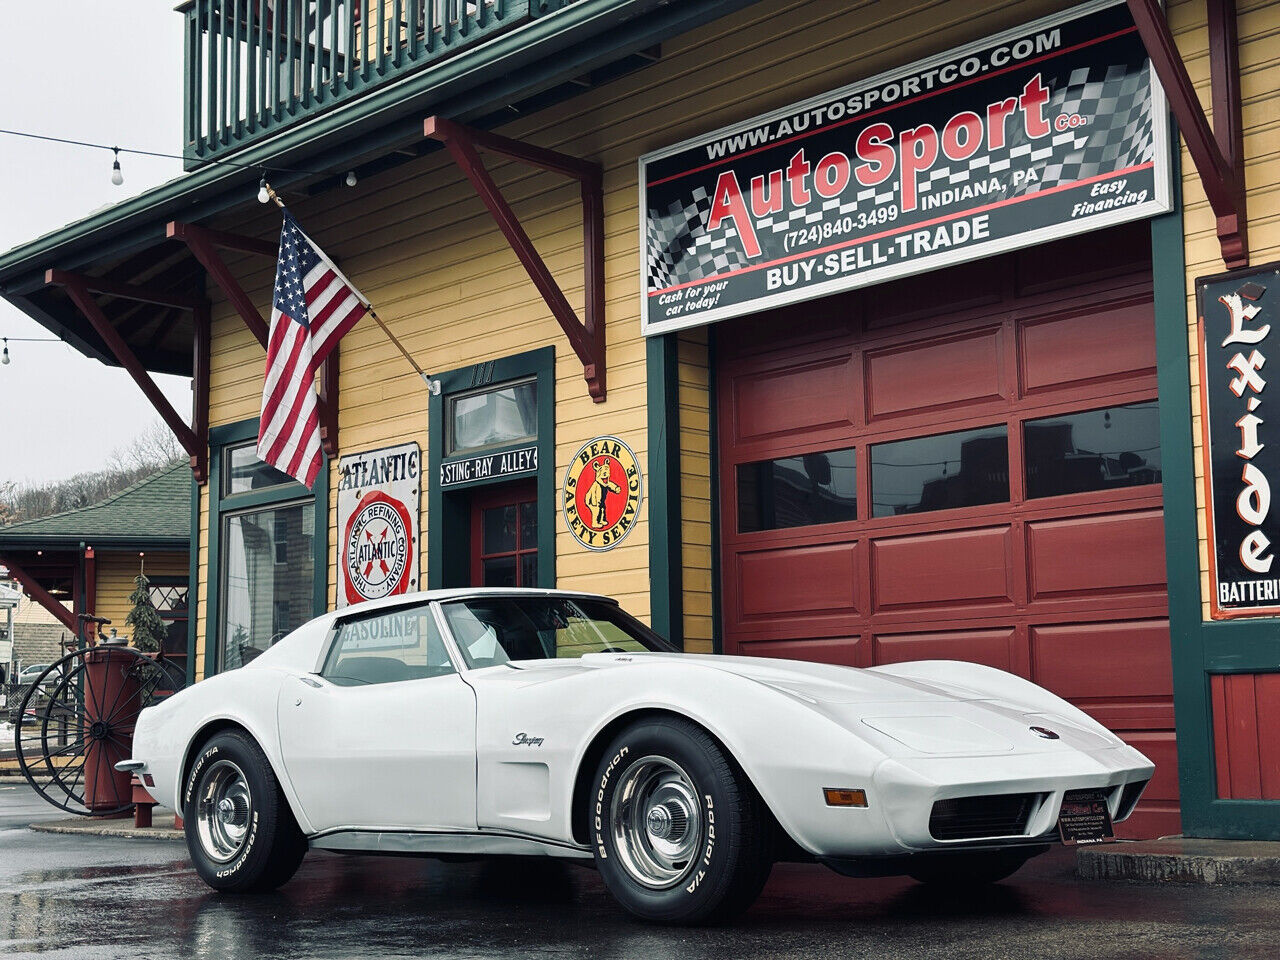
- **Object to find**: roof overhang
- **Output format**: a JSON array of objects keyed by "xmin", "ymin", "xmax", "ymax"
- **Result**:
[{"xmin": 0, "ymin": 0, "xmax": 762, "ymax": 375}]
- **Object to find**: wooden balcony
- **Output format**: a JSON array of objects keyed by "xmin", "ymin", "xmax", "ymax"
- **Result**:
[{"xmin": 180, "ymin": 1, "xmax": 575, "ymax": 167}]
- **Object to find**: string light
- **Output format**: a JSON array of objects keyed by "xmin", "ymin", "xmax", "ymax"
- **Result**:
[
  {"xmin": 0, "ymin": 334, "xmax": 64, "ymax": 368},
  {"xmin": 257, "ymin": 176, "xmax": 271, "ymax": 205},
  {"xmin": 0, "ymin": 128, "xmax": 360, "ymax": 194}
]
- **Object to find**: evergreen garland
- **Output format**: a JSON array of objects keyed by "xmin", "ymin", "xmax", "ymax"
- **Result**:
[{"xmin": 125, "ymin": 574, "xmax": 165, "ymax": 653}]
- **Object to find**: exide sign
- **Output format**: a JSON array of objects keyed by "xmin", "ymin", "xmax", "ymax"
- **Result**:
[
  {"xmin": 1198, "ymin": 264, "xmax": 1280, "ymax": 618},
  {"xmin": 639, "ymin": 0, "xmax": 1172, "ymax": 336}
]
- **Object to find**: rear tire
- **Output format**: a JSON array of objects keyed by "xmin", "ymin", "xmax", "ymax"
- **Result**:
[
  {"xmin": 590, "ymin": 717, "xmax": 773, "ymax": 925},
  {"xmin": 183, "ymin": 730, "xmax": 307, "ymax": 893},
  {"xmin": 906, "ymin": 848, "xmax": 1038, "ymax": 886}
]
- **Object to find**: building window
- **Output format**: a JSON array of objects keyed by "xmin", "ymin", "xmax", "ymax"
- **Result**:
[
  {"xmin": 224, "ymin": 442, "xmax": 295, "ymax": 496},
  {"xmin": 208, "ymin": 420, "xmax": 328, "ymax": 677},
  {"xmin": 1024, "ymin": 402, "xmax": 1162, "ymax": 498},
  {"xmin": 472, "ymin": 485, "xmax": 538, "ymax": 587},
  {"xmin": 737, "ymin": 448, "xmax": 857, "ymax": 533},
  {"xmin": 446, "ymin": 378, "xmax": 538, "ymax": 456},
  {"xmin": 871, "ymin": 425, "xmax": 1010, "ymax": 517},
  {"xmin": 148, "ymin": 579, "xmax": 189, "ymax": 677},
  {"xmin": 220, "ymin": 501, "xmax": 315, "ymax": 670}
]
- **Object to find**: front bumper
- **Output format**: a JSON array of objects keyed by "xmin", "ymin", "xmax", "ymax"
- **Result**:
[{"xmin": 773, "ymin": 744, "xmax": 1153, "ymax": 859}]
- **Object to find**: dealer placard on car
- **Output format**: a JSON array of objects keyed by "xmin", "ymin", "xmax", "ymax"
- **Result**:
[{"xmin": 638, "ymin": 0, "xmax": 1172, "ymax": 336}]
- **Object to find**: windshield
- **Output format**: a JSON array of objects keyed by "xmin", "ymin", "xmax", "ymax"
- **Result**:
[{"xmin": 440, "ymin": 596, "xmax": 676, "ymax": 668}]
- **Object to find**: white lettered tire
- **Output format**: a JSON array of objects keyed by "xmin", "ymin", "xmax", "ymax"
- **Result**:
[
  {"xmin": 183, "ymin": 730, "xmax": 307, "ymax": 892},
  {"xmin": 591, "ymin": 717, "xmax": 773, "ymax": 924}
]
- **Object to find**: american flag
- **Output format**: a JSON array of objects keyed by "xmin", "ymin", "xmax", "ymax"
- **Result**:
[{"xmin": 257, "ymin": 209, "xmax": 368, "ymax": 488}]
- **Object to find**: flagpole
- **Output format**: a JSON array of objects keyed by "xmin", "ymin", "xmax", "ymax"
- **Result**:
[{"xmin": 263, "ymin": 180, "xmax": 438, "ymax": 394}]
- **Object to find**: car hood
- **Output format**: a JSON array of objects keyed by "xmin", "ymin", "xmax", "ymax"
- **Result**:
[
  {"xmin": 505, "ymin": 653, "xmax": 1118, "ymax": 757},
  {"xmin": 515, "ymin": 652, "xmax": 981, "ymax": 704}
]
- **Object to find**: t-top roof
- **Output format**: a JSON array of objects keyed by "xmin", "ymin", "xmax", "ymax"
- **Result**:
[{"xmin": 0, "ymin": 462, "xmax": 191, "ymax": 549}]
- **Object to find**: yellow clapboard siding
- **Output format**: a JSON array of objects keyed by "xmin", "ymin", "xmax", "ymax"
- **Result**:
[
  {"xmin": 1169, "ymin": 0, "xmax": 1280, "ymax": 619},
  {"xmin": 93, "ymin": 551, "xmax": 189, "ymax": 642}
]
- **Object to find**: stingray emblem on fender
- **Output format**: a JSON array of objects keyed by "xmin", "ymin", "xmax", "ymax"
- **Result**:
[
  {"xmin": 1030, "ymin": 726, "xmax": 1060, "ymax": 740},
  {"xmin": 512, "ymin": 732, "xmax": 545, "ymax": 747}
]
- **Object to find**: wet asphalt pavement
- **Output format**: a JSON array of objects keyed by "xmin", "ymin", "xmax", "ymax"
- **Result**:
[{"xmin": 2, "ymin": 781, "xmax": 1278, "ymax": 960}]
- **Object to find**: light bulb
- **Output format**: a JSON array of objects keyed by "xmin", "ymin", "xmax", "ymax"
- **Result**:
[
  {"xmin": 345, "ymin": 170, "xmax": 358, "ymax": 187},
  {"xmin": 1, "ymin": 340, "xmax": 9, "ymax": 365},
  {"xmin": 257, "ymin": 178, "xmax": 270, "ymax": 204},
  {"xmin": 110, "ymin": 148, "xmax": 123, "ymax": 186}
]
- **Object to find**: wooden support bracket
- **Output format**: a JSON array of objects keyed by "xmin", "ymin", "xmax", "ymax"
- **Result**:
[
  {"xmin": 0, "ymin": 552, "xmax": 78, "ymax": 633},
  {"xmin": 44, "ymin": 269, "xmax": 207, "ymax": 481},
  {"xmin": 425, "ymin": 116, "xmax": 607, "ymax": 402},
  {"xmin": 1127, "ymin": 0, "xmax": 1248, "ymax": 267},
  {"xmin": 168, "ymin": 220, "xmax": 341, "ymax": 456}
]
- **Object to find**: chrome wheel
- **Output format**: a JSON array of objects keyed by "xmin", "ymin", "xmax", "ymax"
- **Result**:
[
  {"xmin": 195, "ymin": 760, "xmax": 253, "ymax": 863},
  {"xmin": 609, "ymin": 755, "xmax": 703, "ymax": 889}
]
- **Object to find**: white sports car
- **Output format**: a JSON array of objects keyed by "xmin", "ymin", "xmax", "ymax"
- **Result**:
[{"xmin": 121, "ymin": 588, "xmax": 1153, "ymax": 924}]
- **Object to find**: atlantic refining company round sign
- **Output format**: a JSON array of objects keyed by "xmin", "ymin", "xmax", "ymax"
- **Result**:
[
  {"xmin": 563, "ymin": 436, "xmax": 643, "ymax": 551},
  {"xmin": 342, "ymin": 490, "xmax": 413, "ymax": 603},
  {"xmin": 337, "ymin": 442, "xmax": 421, "ymax": 606}
]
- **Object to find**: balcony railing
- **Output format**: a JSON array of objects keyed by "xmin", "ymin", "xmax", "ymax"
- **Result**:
[{"xmin": 181, "ymin": 1, "xmax": 575, "ymax": 166}]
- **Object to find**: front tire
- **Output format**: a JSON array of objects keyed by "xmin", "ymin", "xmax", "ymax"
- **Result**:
[
  {"xmin": 590, "ymin": 717, "xmax": 773, "ymax": 925},
  {"xmin": 183, "ymin": 730, "xmax": 307, "ymax": 892}
]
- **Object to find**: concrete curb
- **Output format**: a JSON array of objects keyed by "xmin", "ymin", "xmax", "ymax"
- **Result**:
[
  {"xmin": 30, "ymin": 816, "xmax": 185, "ymax": 842},
  {"xmin": 1079, "ymin": 838, "xmax": 1280, "ymax": 885}
]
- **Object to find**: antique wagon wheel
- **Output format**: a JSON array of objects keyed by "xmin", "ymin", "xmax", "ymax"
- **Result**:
[{"xmin": 12, "ymin": 645, "xmax": 187, "ymax": 816}]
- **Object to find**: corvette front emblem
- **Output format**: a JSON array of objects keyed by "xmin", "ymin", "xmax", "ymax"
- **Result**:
[{"xmin": 1030, "ymin": 726, "xmax": 1060, "ymax": 740}]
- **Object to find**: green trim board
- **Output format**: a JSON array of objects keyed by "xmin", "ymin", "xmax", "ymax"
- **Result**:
[
  {"xmin": 646, "ymin": 334, "xmax": 683, "ymax": 648},
  {"xmin": 1152, "ymin": 147, "xmax": 1280, "ymax": 839},
  {"xmin": 202, "ymin": 419, "xmax": 329, "ymax": 678},
  {"xmin": 428, "ymin": 347, "xmax": 556, "ymax": 590},
  {"xmin": 187, "ymin": 474, "xmax": 201, "ymax": 687}
]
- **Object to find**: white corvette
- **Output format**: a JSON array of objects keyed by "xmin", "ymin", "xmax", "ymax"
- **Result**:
[{"xmin": 121, "ymin": 588, "xmax": 1153, "ymax": 923}]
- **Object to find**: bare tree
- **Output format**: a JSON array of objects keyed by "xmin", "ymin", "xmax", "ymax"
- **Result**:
[{"xmin": 0, "ymin": 419, "xmax": 185, "ymax": 525}]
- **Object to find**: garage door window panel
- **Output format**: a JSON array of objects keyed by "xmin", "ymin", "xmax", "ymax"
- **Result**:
[
  {"xmin": 1024, "ymin": 402, "xmax": 1162, "ymax": 500},
  {"xmin": 871, "ymin": 426, "xmax": 1010, "ymax": 518},
  {"xmin": 738, "ymin": 448, "xmax": 857, "ymax": 533}
]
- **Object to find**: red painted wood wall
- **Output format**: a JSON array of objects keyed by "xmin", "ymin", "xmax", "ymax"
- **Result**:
[{"xmin": 1211, "ymin": 673, "xmax": 1280, "ymax": 799}]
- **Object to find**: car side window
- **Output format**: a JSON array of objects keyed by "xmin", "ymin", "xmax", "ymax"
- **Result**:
[{"xmin": 321, "ymin": 605, "xmax": 456, "ymax": 686}]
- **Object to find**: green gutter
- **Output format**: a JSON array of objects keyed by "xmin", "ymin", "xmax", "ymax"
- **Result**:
[{"xmin": 0, "ymin": 0, "xmax": 762, "ymax": 291}]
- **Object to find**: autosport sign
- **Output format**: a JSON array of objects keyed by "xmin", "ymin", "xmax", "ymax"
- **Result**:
[
  {"xmin": 1198, "ymin": 263, "xmax": 1280, "ymax": 618},
  {"xmin": 337, "ymin": 442, "xmax": 421, "ymax": 607},
  {"xmin": 639, "ymin": 0, "xmax": 1172, "ymax": 336}
]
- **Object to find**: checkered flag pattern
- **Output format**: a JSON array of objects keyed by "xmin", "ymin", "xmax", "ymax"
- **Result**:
[
  {"xmin": 645, "ymin": 186, "xmax": 754, "ymax": 292},
  {"xmin": 645, "ymin": 58, "xmax": 1156, "ymax": 292}
]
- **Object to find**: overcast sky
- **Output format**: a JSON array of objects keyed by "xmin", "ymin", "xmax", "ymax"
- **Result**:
[{"xmin": 1, "ymin": 2, "xmax": 194, "ymax": 485}]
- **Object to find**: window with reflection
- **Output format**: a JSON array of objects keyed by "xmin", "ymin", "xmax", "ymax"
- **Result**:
[
  {"xmin": 737, "ymin": 448, "xmax": 857, "ymax": 533},
  {"xmin": 219, "ymin": 501, "xmax": 314, "ymax": 670},
  {"xmin": 872, "ymin": 426, "xmax": 1009, "ymax": 517},
  {"xmin": 223, "ymin": 442, "xmax": 295, "ymax": 496},
  {"xmin": 322, "ymin": 605, "xmax": 456, "ymax": 686},
  {"xmin": 1024, "ymin": 402, "xmax": 1161, "ymax": 498},
  {"xmin": 447, "ymin": 378, "xmax": 538, "ymax": 456}
]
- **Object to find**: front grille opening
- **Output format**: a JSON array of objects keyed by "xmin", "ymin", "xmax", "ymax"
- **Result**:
[
  {"xmin": 929, "ymin": 793, "xmax": 1038, "ymax": 841},
  {"xmin": 1116, "ymin": 779, "xmax": 1149, "ymax": 821}
]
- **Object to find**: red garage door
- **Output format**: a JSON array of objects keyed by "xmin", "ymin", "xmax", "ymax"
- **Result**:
[{"xmin": 715, "ymin": 224, "xmax": 1177, "ymax": 837}]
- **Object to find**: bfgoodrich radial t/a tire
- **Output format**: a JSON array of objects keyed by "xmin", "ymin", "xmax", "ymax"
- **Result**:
[
  {"xmin": 590, "ymin": 717, "xmax": 773, "ymax": 924},
  {"xmin": 183, "ymin": 730, "xmax": 307, "ymax": 893}
]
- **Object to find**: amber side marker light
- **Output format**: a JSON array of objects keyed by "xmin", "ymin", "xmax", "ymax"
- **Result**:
[{"xmin": 823, "ymin": 788, "xmax": 868, "ymax": 807}]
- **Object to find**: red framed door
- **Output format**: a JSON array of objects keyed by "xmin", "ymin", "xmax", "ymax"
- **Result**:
[{"xmin": 470, "ymin": 481, "xmax": 538, "ymax": 587}]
